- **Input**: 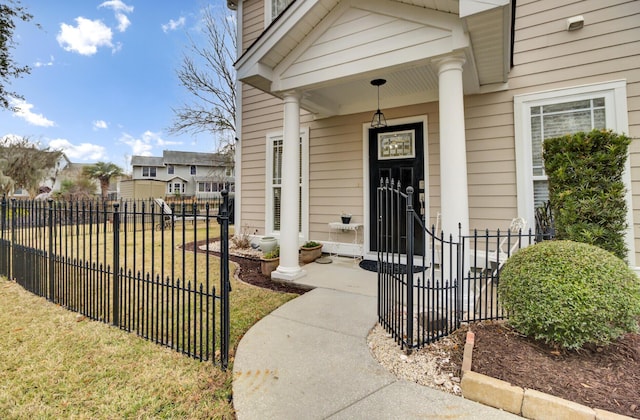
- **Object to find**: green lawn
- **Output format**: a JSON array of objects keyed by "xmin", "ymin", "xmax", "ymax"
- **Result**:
[{"xmin": 0, "ymin": 253, "xmax": 297, "ymax": 418}]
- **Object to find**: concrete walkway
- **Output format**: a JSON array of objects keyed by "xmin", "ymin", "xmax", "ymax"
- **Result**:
[{"xmin": 232, "ymin": 257, "xmax": 520, "ymax": 419}]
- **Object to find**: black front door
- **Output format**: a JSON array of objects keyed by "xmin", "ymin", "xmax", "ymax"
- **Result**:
[{"xmin": 369, "ymin": 122, "xmax": 425, "ymax": 254}]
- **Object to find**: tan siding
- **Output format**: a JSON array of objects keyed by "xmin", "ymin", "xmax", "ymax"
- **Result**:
[
  {"xmin": 237, "ymin": 0, "xmax": 640, "ymax": 260},
  {"xmin": 241, "ymin": 0, "xmax": 264, "ymax": 52},
  {"xmin": 307, "ymin": 113, "xmax": 367, "ymax": 240},
  {"xmin": 506, "ymin": 0, "xmax": 640, "ymax": 262}
]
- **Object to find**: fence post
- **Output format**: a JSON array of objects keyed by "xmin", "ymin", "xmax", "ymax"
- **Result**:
[
  {"xmin": 112, "ymin": 203, "xmax": 120, "ymax": 327},
  {"xmin": 217, "ymin": 189, "xmax": 230, "ymax": 370},
  {"xmin": 0, "ymin": 196, "xmax": 7, "ymax": 279},
  {"xmin": 406, "ymin": 186, "xmax": 415, "ymax": 350},
  {"xmin": 0, "ymin": 194, "xmax": 5, "ymax": 278},
  {"xmin": 456, "ymin": 223, "xmax": 463, "ymax": 328},
  {"xmin": 48, "ymin": 199, "xmax": 54, "ymax": 301}
]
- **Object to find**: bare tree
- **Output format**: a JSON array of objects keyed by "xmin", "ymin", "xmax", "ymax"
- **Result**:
[{"xmin": 170, "ymin": 6, "xmax": 236, "ymax": 152}]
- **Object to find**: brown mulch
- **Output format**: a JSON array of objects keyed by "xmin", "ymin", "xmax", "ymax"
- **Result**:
[
  {"xmin": 470, "ymin": 321, "xmax": 640, "ymax": 418},
  {"xmin": 182, "ymin": 238, "xmax": 307, "ymax": 295}
]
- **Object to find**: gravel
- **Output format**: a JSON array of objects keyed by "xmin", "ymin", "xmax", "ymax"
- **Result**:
[{"xmin": 367, "ymin": 323, "xmax": 465, "ymax": 396}]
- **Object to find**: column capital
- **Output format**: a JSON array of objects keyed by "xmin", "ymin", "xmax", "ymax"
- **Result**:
[
  {"xmin": 283, "ymin": 90, "xmax": 301, "ymax": 102},
  {"xmin": 433, "ymin": 54, "xmax": 466, "ymax": 75}
]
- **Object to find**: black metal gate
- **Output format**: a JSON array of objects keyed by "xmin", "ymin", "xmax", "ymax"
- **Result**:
[
  {"xmin": 376, "ymin": 179, "xmax": 537, "ymax": 350},
  {"xmin": 376, "ymin": 179, "xmax": 461, "ymax": 350}
]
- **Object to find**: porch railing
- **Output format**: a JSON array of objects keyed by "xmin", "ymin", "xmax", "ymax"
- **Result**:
[{"xmin": 376, "ymin": 179, "xmax": 540, "ymax": 350}]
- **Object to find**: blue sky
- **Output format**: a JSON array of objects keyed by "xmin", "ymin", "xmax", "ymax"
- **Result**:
[{"xmin": 1, "ymin": 0, "xmax": 233, "ymax": 172}]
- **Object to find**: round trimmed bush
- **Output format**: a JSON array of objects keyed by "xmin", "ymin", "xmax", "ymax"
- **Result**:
[{"xmin": 499, "ymin": 240, "xmax": 640, "ymax": 349}]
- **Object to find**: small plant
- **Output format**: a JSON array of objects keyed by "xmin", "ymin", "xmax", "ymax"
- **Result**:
[
  {"xmin": 301, "ymin": 241, "xmax": 321, "ymax": 248},
  {"xmin": 231, "ymin": 225, "xmax": 255, "ymax": 249},
  {"xmin": 263, "ymin": 246, "xmax": 279, "ymax": 259},
  {"xmin": 499, "ymin": 240, "xmax": 640, "ymax": 350}
]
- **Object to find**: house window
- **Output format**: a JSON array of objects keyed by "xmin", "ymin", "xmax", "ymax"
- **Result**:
[
  {"xmin": 514, "ymin": 80, "xmax": 629, "ymax": 232},
  {"xmin": 266, "ymin": 0, "xmax": 294, "ymax": 23},
  {"xmin": 530, "ymin": 98, "xmax": 606, "ymax": 207},
  {"xmin": 142, "ymin": 167, "xmax": 156, "ymax": 177},
  {"xmin": 190, "ymin": 165, "xmax": 196, "ymax": 175},
  {"xmin": 167, "ymin": 165, "xmax": 174, "ymax": 175},
  {"xmin": 198, "ymin": 182, "xmax": 219, "ymax": 193},
  {"xmin": 266, "ymin": 127, "xmax": 309, "ymax": 236}
]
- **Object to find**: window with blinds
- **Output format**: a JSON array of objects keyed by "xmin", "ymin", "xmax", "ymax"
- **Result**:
[
  {"xmin": 530, "ymin": 98, "xmax": 606, "ymax": 208},
  {"xmin": 271, "ymin": 136, "xmax": 302, "ymax": 232}
]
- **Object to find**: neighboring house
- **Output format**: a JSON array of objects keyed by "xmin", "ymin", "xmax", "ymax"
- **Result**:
[
  {"xmin": 129, "ymin": 150, "xmax": 234, "ymax": 199},
  {"xmin": 229, "ymin": 0, "xmax": 640, "ymax": 280},
  {"xmin": 49, "ymin": 161, "xmax": 104, "ymax": 196}
]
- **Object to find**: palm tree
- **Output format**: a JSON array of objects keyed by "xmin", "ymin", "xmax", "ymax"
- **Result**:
[{"xmin": 82, "ymin": 162, "xmax": 123, "ymax": 201}]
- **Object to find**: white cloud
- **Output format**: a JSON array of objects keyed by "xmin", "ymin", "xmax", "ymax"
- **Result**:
[
  {"xmin": 11, "ymin": 98, "xmax": 55, "ymax": 127},
  {"xmin": 57, "ymin": 17, "xmax": 113, "ymax": 56},
  {"xmin": 98, "ymin": 0, "xmax": 134, "ymax": 14},
  {"xmin": 93, "ymin": 120, "xmax": 108, "ymax": 130},
  {"xmin": 34, "ymin": 55, "xmax": 55, "ymax": 68},
  {"xmin": 119, "ymin": 133, "xmax": 153, "ymax": 156},
  {"xmin": 162, "ymin": 16, "xmax": 186, "ymax": 33},
  {"xmin": 115, "ymin": 13, "xmax": 131, "ymax": 32},
  {"xmin": 119, "ymin": 131, "xmax": 182, "ymax": 156},
  {"xmin": 99, "ymin": 1, "xmax": 133, "ymax": 32},
  {"xmin": 1, "ymin": 134, "xmax": 25, "ymax": 144},
  {"xmin": 48, "ymin": 138, "xmax": 106, "ymax": 161}
]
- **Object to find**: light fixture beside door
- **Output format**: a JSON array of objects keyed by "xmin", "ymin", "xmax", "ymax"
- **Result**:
[{"xmin": 370, "ymin": 79, "xmax": 387, "ymax": 128}]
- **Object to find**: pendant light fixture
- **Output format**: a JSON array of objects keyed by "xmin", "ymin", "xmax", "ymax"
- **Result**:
[{"xmin": 370, "ymin": 78, "xmax": 387, "ymax": 128}]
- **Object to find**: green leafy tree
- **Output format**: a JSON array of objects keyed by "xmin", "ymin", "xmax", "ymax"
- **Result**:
[
  {"xmin": 0, "ymin": 136, "xmax": 62, "ymax": 196},
  {"xmin": 82, "ymin": 162, "xmax": 123, "ymax": 201},
  {"xmin": 1, "ymin": 0, "xmax": 38, "ymax": 110}
]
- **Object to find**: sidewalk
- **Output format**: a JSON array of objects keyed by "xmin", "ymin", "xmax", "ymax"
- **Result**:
[{"xmin": 232, "ymin": 257, "xmax": 520, "ymax": 419}]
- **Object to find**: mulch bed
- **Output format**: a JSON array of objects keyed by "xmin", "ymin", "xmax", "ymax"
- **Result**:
[
  {"xmin": 182, "ymin": 238, "xmax": 306, "ymax": 295},
  {"xmin": 470, "ymin": 321, "xmax": 640, "ymax": 418}
]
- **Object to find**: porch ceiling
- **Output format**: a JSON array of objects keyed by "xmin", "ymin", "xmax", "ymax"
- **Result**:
[{"xmin": 236, "ymin": 0, "xmax": 512, "ymax": 118}]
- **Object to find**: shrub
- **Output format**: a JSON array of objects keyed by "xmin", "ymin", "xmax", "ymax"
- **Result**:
[
  {"xmin": 499, "ymin": 240, "xmax": 640, "ymax": 349},
  {"xmin": 543, "ymin": 129, "xmax": 631, "ymax": 260}
]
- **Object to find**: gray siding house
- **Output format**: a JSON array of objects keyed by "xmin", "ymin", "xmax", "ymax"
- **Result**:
[{"xmin": 130, "ymin": 150, "xmax": 234, "ymax": 199}]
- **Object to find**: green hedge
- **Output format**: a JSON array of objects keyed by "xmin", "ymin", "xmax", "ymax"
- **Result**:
[
  {"xmin": 499, "ymin": 240, "xmax": 640, "ymax": 349},
  {"xmin": 543, "ymin": 129, "xmax": 630, "ymax": 260}
]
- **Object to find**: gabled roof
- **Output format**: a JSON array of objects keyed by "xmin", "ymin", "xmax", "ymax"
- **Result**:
[
  {"xmin": 130, "ymin": 150, "xmax": 229, "ymax": 168},
  {"xmin": 235, "ymin": 0, "xmax": 512, "ymax": 118},
  {"xmin": 131, "ymin": 156, "xmax": 164, "ymax": 166},
  {"xmin": 162, "ymin": 150, "xmax": 227, "ymax": 166}
]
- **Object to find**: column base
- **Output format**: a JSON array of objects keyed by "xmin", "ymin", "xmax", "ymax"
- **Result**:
[{"xmin": 271, "ymin": 266, "xmax": 307, "ymax": 281}]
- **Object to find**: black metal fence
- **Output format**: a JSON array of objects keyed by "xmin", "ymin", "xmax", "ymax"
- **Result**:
[
  {"xmin": 377, "ymin": 179, "xmax": 539, "ymax": 351},
  {"xmin": 0, "ymin": 194, "xmax": 231, "ymax": 369}
]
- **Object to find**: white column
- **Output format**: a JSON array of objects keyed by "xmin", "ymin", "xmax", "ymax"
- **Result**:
[
  {"xmin": 436, "ymin": 56, "xmax": 469, "ymax": 239},
  {"xmin": 435, "ymin": 55, "xmax": 471, "ymax": 313},
  {"xmin": 272, "ymin": 92, "xmax": 306, "ymax": 281}
]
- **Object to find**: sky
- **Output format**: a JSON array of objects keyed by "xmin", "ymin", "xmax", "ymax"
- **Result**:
[{"xmin": 1, "ymin": 0, "xmax": 234, "ymax": 172}]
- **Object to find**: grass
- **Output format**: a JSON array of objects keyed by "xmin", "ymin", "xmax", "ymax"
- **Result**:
[{"xmin": 0, "ymin": 223, "xmax": 298, "ymax": 419}]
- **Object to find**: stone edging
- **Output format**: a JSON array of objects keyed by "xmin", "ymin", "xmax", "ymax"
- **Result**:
[{"xmin": 460, "ymin": 331, "xmax": 634, "ymax": 420}]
